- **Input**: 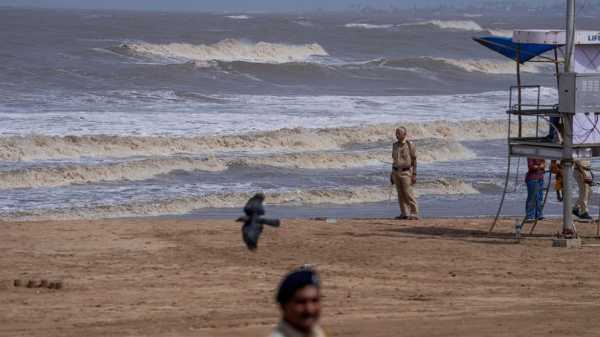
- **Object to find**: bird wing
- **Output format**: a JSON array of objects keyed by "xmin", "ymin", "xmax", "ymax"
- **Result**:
[{"xmin": 258, "ymin": 218, "xmax": 280, "ymax": 227}]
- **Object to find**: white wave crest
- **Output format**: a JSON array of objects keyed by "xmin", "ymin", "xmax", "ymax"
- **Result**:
[
  {"xmin": 294, "ymin": 20, "xmax": 314, "ymax": 27},
  {"xmin": 405, "ymin": 20, "xmax": 484, "ymax": 32},
  {"xmin": 0, "ymin": 157, "xmax": 225, "ymax": 189},
  {"xmin": 0, "ymin": 139, "xmax": 475, "ymax": 189},
  {"xmin": 487, "ymin": 29, "xmax": 513, "ymax": 37},
  {"xmin": 118, "ymin": 38, "xmax": 329, "ymax": 64},
  {"xmin": 0, "ymin": 120, "xmax": 513, "ymax": 162},
  {"xmin": 344, "ymin": 23, "xmax": 394, "ymax": 30},
  {"xmin": 433, "ymin": 57, "xmax": 548, "ymax": 74},
  {"xmin": 6, "ymin": 180, "xmax": 478, "ymax": 220},
  {"xmin": 237, "ymin": 139, "xmax": 475, "ymax": 170},
  {"xmin": 225, "ymin": 15, "xmax": 251, "ymax": 20}
]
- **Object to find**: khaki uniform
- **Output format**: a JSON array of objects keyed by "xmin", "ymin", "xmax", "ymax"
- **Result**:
[
  {"xmin": 267, "ymin": 321, "xmax": 326, "ymax": 337},
  {"xmin": 392, "ymin": 140, "xmax": 419, "ymax": 217},
  {"xmin": 574, "ymin": 160, "xmax": 592, "ymax": 214}
]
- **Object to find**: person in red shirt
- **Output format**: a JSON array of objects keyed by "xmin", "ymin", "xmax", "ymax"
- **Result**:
[{"xmin": 525, "ymin": 158, "xmax": 546, "ymax": 221}]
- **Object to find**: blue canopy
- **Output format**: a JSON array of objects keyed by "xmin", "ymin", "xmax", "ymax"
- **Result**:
[{"xmin": 473, "ymin": 36, "xmax": 560, "ymax": 64}]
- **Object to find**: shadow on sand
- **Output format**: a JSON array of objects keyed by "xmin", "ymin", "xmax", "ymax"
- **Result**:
[{"xmin": 379, "ymin": 225, "xmax": 554, "ymax": 245}]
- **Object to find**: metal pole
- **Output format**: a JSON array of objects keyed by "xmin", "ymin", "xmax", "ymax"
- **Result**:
[
  {"xmin": 562, "ymin": 0, "xmax": 576, "ymax": 236},
  {"xmin": 565, "ymin": 0, "xmax": 576, "ymax": 73},
  {"xmin": 554, "ymin": 48, "xmax": 561, "ymax": 86},
  {"xmin": 490, "ymin": 114, "xmax": 514, "ymax": 234},
  {"xmin": 516, "ymin": 48, "xmax": 522, "ymax": 138}
]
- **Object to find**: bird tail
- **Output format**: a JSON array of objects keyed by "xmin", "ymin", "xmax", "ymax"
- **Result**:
[{"xmin": 259, "ymin": 218, "xmax": 281, "ymax": 227}]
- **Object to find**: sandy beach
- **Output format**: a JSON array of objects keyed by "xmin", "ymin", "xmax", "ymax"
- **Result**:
[{"xmin": 2, "ymin": 217, "xmax": 600, "ymax": 337}]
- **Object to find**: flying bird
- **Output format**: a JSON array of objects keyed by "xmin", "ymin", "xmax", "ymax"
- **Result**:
[{"xmin": 237, "ymin": 193, "xmax": 280, "ymax": 250}]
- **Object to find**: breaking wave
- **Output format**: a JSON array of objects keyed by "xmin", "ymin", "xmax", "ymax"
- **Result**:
[
  {"xmin": 5, "ymin": 179, "xmax": 478, "ymax": 220},
  {"xmin": 402, "ymin": 20, "xmax": 484, "ymax": 32},
  {"xmin": 0, "ymin": 120, "xmax": 511, "ymax": 162},
  {"xmin": 380, "ymin": 57, "xmax": 547, "ymax": 74},
  {"xmin": 434, "ymin": 57, "xmax": 548, "ymax": 74},
  {"xmin": 104, "ymin": 41, "xmax": 546, "ymax": 80},
  {"xmin": 0, "ymin": 157, "xmax": 225, "ymax": 189},
  {"xmin": 293, "ymin": 20, "xmax": 314, "ymax": 27},
  {"xmin": 0, "ymin": 139, "xmax": 475, "ymax": 189},
  {"xmin": 235, "ymin": 139, "xmax": 474, "ymax": 169},
  {"xmin": 225, "ymin": 15, "xmax": 251, "ymax": 20},
  {"xmin": 344, "ymin": 23, "xmax": 394, "ymax": 29},
  {"xmin": 110, "ymin": 39, "xmax": 329, "ymax": 64},
  {"xmin": 487, "ymin": 29, "xmax": 513, "ymax": 37},
  {"xmin": 342, "ymin": 20, "xmax": 485, "ymax": 32}
]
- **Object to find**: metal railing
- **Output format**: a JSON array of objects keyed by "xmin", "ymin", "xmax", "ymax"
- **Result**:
[{"xmin": 507, "ymin": 85, "xmax": 559, "ymax": 140}]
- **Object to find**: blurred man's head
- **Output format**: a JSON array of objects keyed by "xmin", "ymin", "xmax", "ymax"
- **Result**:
[
  {"xmin": 396, "ymin": 127, "xmax": 407, "ymax": 142},
  {"xmin": 276, "ymin": 267, "xmax": 321, "ymax": 333}
]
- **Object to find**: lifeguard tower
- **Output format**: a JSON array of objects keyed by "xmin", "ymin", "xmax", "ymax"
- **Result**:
[{"xmin": 475, "ymin": 0, "xmax": 600, "ymax": 243}]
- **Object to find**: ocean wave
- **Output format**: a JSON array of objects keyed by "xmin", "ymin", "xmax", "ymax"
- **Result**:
[
  {"xmin": 294, "ymin": 20, "xmax": 314, "ymax": 27},
  {"xmin": 0, "ymin": 139, "xmax": 475, "ymax": 189},
  {"xmin": 434, "ymin": 57, "xmax": 548, "ymax": 74},
  {"xmin": 487, "ymin": 29, "xmax": 513, "ymax": 37},
  {"xmin": 0, "ymin": 120, "xmax": 514, "ymax": 162},
  {"xmin": 0, "ymin": 157, "xmax": 225, "ymax": 189},
  {"xmin": 344, "ymin": 23, "xmax": 394, "ymax": 29},
  {"xmin": 380, "ymin": 57, "xmax": 547, "ymax": 74},
  {"xmin": 4, "ymin": 179, "xmax": 478, "ymax": 220},
  {"xmin": 104, "ymin": 40, "xmax": 542, "ymax": 79},
  {"xmin": 225, "ymin": 15, "xmax": 251, "ymax": 20},
  {"xmin": 401, "ymin": 20, "xmax": 484, "ymax": 32},
  {"xmin": 235, "ymin": 139, "xmax": 475, "ymax": 169},
  {"xmin": 110, "ymin": 38, "xmax": 328, "ymax": 64}
]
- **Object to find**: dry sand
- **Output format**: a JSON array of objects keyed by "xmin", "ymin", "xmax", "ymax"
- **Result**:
[{"xmin": 1, "ymin": 217, "xmax": 600, "ymax": 337}]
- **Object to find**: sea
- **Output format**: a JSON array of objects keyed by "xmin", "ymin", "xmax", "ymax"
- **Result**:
[{"xmin": 1, "ymin": 7, "xmax": 598, "ymax": 221}]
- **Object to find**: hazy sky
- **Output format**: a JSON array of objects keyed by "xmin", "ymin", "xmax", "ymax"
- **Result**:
[{"xmin": 0, "ymin": 0, "xmax": 543, "ymax": 12}]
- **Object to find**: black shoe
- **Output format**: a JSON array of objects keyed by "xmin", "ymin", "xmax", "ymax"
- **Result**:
[
  {"xmin": 537, "ymin": 216, "xmax": 545, "ymax": 221},
  {"xmin": 572, "ymin": 208, "xmax": 581, "ymax": 218},
  {"xmin": 580, "ymin": 212, "xmax": 593, "ymax": 220},
  {"xmin": 395, "ymin": 215, "xmax": 408, "ymax": 220}
]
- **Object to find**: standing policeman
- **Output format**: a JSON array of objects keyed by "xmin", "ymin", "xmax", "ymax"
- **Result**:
[
  {"xmin": 573, "ymin": 159, "xmax": 593, "ymax": 220},
  {"xmin": 391, "ymin": 126, "xmax": 419, "ymax": 220}
]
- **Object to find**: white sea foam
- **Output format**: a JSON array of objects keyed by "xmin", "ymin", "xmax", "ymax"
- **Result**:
[
  {"xmin": 0, "ymin": 138, "xmax": 476, "ymax": 189},
  {"xmin": 294, "ymin": 20, "xmax": 314, "ymax": 27},
  {"xmin": 344, "ymin": 23, "xmax": 394, "ymax": 29},
  {"xmin": 403, "ymin": 20, "xmax": 484, "ymax": 32},
  {"xmin": 225, "ymin": 15, "xmax": 251, "ymax": 20},
  {"xmin": 0, "ymin": 157, "xmax": 225, "ymax": 189},
  {"xmin": 487, "ymin": 29, "xmax": 513, "ymax": 37},
  {"xmin": 0, "ymin": 120, "xmax": 519, "ymax": 162},
  {"xmin": 2, "ymin": 90, "xmax": 557, "ymax": 137},
  {"xmin": 433, "ymin": 57, "xmax": 549, "ymax": 74},
  {"xmin": 117, "ymin": 38, "xmax": 328, "ymax": 64}
]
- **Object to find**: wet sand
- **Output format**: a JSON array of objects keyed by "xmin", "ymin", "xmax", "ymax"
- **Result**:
[{"xmin": 2, "ymin": 217, "xmax": 600, "ymax": 337}]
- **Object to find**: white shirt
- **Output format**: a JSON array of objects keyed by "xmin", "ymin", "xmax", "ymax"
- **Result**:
[{"xmin": 267, "ymin": 320, "xmax": 326, "ymax": 337}]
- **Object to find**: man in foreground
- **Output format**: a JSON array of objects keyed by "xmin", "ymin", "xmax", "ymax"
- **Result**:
[
  {"xmin": 268, "ymin": 267, "xmax": 326, "ymax": 337},
  {"xmin": 391, "ymin": 126, "xmax": 419, "ymax": 220}
]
